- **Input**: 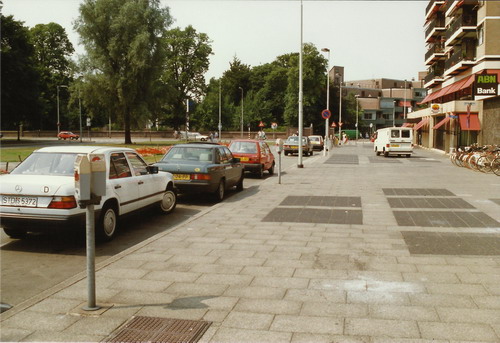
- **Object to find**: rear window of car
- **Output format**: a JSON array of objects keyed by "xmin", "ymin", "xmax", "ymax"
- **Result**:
[
  {"xmin": 11, "ymin": 152, "xmax": 78, "ymax": 176},
  {"xmin": 402, "ymin": 130, "xmax": 411, "ymax": 138},
  {"xmin": 163, "ymin": 147, "xmax": 213, "ymax": 162},
  {"xmin": 229, "ymin": 141, "xmax": 257, "ymax": 154}
]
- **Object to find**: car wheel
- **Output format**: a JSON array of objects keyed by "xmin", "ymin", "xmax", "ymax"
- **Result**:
[
  {"xmin": 310, "ymin": 150, "xmax": 313, "ymax": 156},
  {"xmin": 268, "ymin": 162, "xmax": 275, "ymax": 175},
  {"xmin": 284, "ymin": 152, "xmax": 288, "ymax": 156},
  {"xmin": 375, "ymin": 147, "xmax": 380, "ymax": 156},
  {"xmin": 383, "ymin": 149, "xmax": 389, "ymax": 157},
  {"xmin": 236, "ymin": 172, "xmax": 244, "ymax": 191},
  {"xmin": 214, "ymin": 179, "xmax": 225, "ymax": 202},
  {"xmin": 3, "ymin": 228, "xmax": 27, "ymax": 239},
  {"xmin": 97, "ymin": 203, "xmax": 118, "ymax": 242},
  {"xmin": 158, "ymin": 188, "xmax": 176, "ymax": 214}
]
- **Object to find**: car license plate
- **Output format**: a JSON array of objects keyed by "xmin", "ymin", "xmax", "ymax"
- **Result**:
[
  {"xmin": 173, "ymin": 174, "xmax": 190, "ymax": 180},
  {"xmin": 391, "ymin": 144, "xmax": 400, "ymax": 147},
  {"xmin": 240, "ymin": 157, "xmax": 249, "ymax": 162},
  {"xmin": 292, "ymin": 146, "xmax": 298, "ymax": 149},
  {"xmin": 2, "ymin": 195, "xmax": 38, "ymax": 207}
]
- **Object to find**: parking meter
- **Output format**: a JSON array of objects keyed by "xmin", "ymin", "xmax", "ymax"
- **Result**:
[
  {"xmin": 74, "ymin": 154, "xmax": 91, "ymax": 202},
  {"xmin": 89, "ymin": 154, "xmax": 106, "ymax": 198},
  {"xmin": 275, "ymin": 138, "xmax": 283, "ymax": 154}
]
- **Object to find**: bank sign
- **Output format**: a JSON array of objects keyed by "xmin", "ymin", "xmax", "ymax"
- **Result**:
[{"xmin": 475, "ymin": 73, "xmax": 498, "ymax": 96}]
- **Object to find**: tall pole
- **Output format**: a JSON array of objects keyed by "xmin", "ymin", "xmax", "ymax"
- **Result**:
[
  {"xmin": 298, "ymin": 0, "xmax": 304, "ymax": 168},
  {"xmin": 239, "ymin": 87, "xmax": 244, "ymax": 138},
  {"xmin": 57, "ymin": 85, "xmax": 68, "ymax": 135},
  {"xmin": 219, "ymin": 81, "xmax": 222, "ymax": 140},
  {"xmin": 339, "ymin": 83, "xmax": 342, "ymax": 145},
  {"xmin": 355, "ymin": 95, "xmax": 359, "ymax": 142},
  {"xmin": 403, "ymin": 79, "xmax": 407, "ymax": 120},
  {"xmin": 393, "ymin": 100, "xmax": 396, "ymax": 127},
  {"xmin": 79, "ymin": 88, "xmax": 83, "ymax": 143},
  {"xmin": 321, "ymin": 48, "xmax": 330, "ymax": 156}
]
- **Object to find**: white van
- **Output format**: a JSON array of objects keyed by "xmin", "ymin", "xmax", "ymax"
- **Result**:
[{"xmin": 373, "ymin": 127, "xmax": 413, "ymax": 157}]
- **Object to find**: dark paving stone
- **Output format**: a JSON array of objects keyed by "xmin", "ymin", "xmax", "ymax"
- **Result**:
[
  {"xmin": 324, "ymin": 154, "xmax": 359, "ymax": 165},
  {"xmin": 368, "ymin": 157, "xmax": 402, "ymax": 163},
  {"xmin": 490, "ymin": 199, "xmax": 500, "ymax": 206},
  {"xmin": 280, "ymin": 196, "xmax": 361, "ymax": 208},
  {"xmin": 401, "ymin": 231, "xmax": 500, "ymax": 256},
  {"xmin": 262, "ymin": 207, "xmax": 363, "ymax": 225},
  {"xmin": 387, "ymin": 197, "xmax": 474, "ymax": 209},
  {"xmin": 393, "ymin": 211, "xmax": 500, "ymax": 228},
  {"xmin": 383, "ymin": 188, "xmax": 455, "ymax": 196}
]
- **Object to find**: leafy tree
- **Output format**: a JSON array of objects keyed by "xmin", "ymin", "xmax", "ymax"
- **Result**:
[
  {"xmin": 29, "ymin": 23, "xmax": 75, "ymax": 130},
  {"xmin": 74, "ymin": 0, "xmax": 173, "ymax": 143},
  {"xmin": 1, "ymin": 15, "xmax": 41, "ymax": 133},
  {"xmin": 160, "ymin": 25, "xmax": 212, "ymax": 130}
]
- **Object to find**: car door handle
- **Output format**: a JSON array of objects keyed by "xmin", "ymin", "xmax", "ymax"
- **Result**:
[
  {"xmin": 114, "ymin": 185, "xmax": 122, "ymax": 189},
  {"xmin": 138, "ymin": 181, "xmax": 144, "ymax": 185}
]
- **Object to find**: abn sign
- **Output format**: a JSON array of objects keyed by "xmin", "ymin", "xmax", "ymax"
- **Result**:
[{"xmin": 475, "ymin": 73, "xmax": 498, "ymax": 96}]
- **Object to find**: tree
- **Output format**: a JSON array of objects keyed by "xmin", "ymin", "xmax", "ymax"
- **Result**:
[
  {"xmin": 29, "ymin": 23, "xmax": 75, "ymax": 130},
  {"xmin": 74, "ymin": 0, "xmax": 173, "ymax": 143},
  {"xmin": 160, "ymin": 25, "xmax": 212, "ymax": 130},
  {"xmin": 1, "ymin": 15, "xmax": 41, "ymax": 133}
]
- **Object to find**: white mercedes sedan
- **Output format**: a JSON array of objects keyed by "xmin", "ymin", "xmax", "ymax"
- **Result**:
[{"xmin": 0, "ymin": 146, "xmax": 176, "ymax": 241}]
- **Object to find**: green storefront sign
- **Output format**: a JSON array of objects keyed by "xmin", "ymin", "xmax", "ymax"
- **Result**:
[{"xmin": 475, "ymin": 73, "xmax": 498, "ymax": 96}]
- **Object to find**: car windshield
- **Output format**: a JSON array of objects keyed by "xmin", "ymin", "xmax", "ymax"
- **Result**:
[
  {"xmin": 310, "ymin": 137, "xmax": 319, "ymax": 142},
  {"xmin": 229, "ymin": 141, "xmax": 257, "ymax": 154},
  {"xmin": 11, "ymin": 152, "xmax": 79, "ymax": 176},
  {"xmin": 286, "ymin": 137, "xmax": 306, "ymax": 144},
  {"xmin": 162, "ymin": 147, "xmax": 213, "ymax": 162}
]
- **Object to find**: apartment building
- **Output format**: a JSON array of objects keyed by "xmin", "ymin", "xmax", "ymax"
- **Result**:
[
  {"xmin": 409, "ymin": 0, "xmax": 500, "ymax": 152},
  {"xmin": 339, "ymin": 77, "xmax": 427, "ymax": 133}
]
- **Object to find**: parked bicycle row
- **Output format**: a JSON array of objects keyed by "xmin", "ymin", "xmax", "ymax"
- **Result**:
[{"xmin": 450, "ymin": 144, "xmax": 500, "ymax": 176}]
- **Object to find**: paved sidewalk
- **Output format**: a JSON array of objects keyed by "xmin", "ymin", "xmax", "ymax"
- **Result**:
[{"xmin": 1, "ymin": 142, "xmax": 499, "ymax": 342}]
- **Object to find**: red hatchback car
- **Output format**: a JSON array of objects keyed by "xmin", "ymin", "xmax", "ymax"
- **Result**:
[
  {"xmin": 57, "ymin": 131, "xmax": 79, "ymax": 140},
  {"xmin": 229, "ymin": 139, "xmax": 275, "ymax": 178}
]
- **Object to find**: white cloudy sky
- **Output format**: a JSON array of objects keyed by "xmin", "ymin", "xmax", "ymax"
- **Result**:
[{"xmin": 3, "ymin": 0, "xmax": 428, "ymax": 82}]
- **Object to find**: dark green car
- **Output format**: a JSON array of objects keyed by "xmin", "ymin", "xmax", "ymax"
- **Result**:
[{"xmin": 154, "ymin": 143, "xmax": 244, "ymax": 201}]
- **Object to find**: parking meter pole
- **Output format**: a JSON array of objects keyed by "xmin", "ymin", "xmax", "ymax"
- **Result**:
[{"xmin": 83, "ymin": 204, "xmax": 100, "ymax": 311}]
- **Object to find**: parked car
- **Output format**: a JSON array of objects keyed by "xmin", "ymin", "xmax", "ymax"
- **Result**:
[
  {"xmin": 57, "ymin": 131, "xmax": 79, "ymax": 140},
  {"xmin": 178, "ymin": 131, "xmax": 209, "ymax": 141},
  {"xmin": 154, "ymin": 143, "xmax": 244, "ymax": 201},
  {"xmin": 373, "ymin": 127, "xmax": 413, "ymax": 157},
  {"xmin": 228, "ymin": 139, "xmax": 275, "ymax": 178},
  {"xmin": 308, "ymin": 135, "xmax": 324, "ymax": 151},
  {"xmin": 0, "ymin": 146, "xmax": 176, "ymax": 241},
  {"xmin": 283, "ymin": 136, "xmax": 313, "ymax": 156}
]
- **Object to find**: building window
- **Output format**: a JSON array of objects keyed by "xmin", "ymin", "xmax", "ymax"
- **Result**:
[{"xmin": 477, "ymin": 24, "xmax": 484, "ymax": 46}]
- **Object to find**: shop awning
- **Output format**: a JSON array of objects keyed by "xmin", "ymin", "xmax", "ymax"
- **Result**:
[
  {"xmin": 432, "ymin": 116, "xmax": 451, "ymax": 130},
  {"xmin": 401, "ymin": 123, "xmax": 412, "ymax": 127},
  {"xmin": 413, "ymin": 118, "xmax": 429, "ymax": 131},
  {"xmin": 419, "ymin": 74, "xmax": 475, "ymax": 104},
  {"xmin": 458, "ymin": 114, "xmax": 481, "ymax": 131},
  {"xmin": 398, "ymin": 100, "xmax": 412, "ymax": 107}
]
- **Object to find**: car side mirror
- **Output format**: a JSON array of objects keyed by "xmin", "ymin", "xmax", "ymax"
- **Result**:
[{"xmin": 147, "ymin": 165, "xmax": 159, "ymax": 174}]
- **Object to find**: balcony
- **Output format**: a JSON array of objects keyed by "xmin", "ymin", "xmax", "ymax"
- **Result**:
[
  {"xmin": 425, "ymin": 0, "xmax": 445, "ymax": 20},
  {"xmin": 424, "ymin": 69, "xmax": 445, "ymax": 88},
  {"xmin": 445, "ymin": 12, "xmax": 477, "ymax": 46},
  {"xmin": 425, "ymin": 15, "xmax": 445, "ymax": 42},
  {"xmin": 425, "ymin": 43, "xmax": 446, "ymax": 65},
  {"xmin": 444, "ymin": 0, "xmax": 478, "ymax": 17},
  {"xmin": 444, "ymin": 46, "xmax": 476, "ymax": 76}
]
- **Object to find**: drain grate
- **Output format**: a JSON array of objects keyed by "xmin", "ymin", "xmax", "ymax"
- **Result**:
[
  {"xmin": 105, "ymin": 316, "xmax": 212, "ymax": 343},
  {"xmin": 383, "ymin": 188, "xmax": 455, "ymax": 196},
  {"xmin": 280, "ymin": 196, "xmax": 361, "ymax": 208},
  {"xmin": 387, "ymin": 197, "xmax": 475, "ymax": 209}
]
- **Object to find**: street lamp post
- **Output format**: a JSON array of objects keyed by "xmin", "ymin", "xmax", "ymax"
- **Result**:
[
  {"xmin": 297, "ymin": 0, "xmax": 304, "ymax": 167},
  {"xmin": 403, "ymin": 79, "xmax": 407, "ymax": 120},
  {"xmin": 339, "ymin": 81, "xmax": 342, "ymax": 145},
  {"xmin": 393, "ymin": 100, "xmax": 396, "ymax": 127},
  {"xmin": 239, "ymin": 87, "xmax": 244, "ymax": 138},
  {"xmin": 321, "ymin": 48, "xmax": 330, "ymax": 156},
  {"xmin": 57, "ymin": 85, "xmax": 68, "ymax": 134},
  {"xmin": 355, "ymin": 95, "xmax": 359, "ymax": 142},
  {"xmin": 219, "ymin": 81, "xmax": 222, "ymax": 140}
]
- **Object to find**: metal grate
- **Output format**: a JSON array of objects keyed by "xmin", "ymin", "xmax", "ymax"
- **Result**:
[
  {"xmin": 105, "ymin": 316, "xmax": 212, "ymax": 343},
  {"xmin": 324, "ymin": 154, "xmax": 359, "ymax": 165},
  {"xmin": 383, "ymin": 188, "xmax": 455, "ymax": 196},
  {"xmin": 280, "ymin": 196, "xmax": 361, "ymax": 208}
]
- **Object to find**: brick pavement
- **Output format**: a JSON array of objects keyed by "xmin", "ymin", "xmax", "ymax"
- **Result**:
[{"xmin": 1, "ymin": 142, "xmax": 499, "ymax": 342}]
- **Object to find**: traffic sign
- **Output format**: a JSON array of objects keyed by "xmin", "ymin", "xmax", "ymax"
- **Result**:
[
  {"xmin": 259, "ymin": 121, "xmax": 265, "ymax": 127},
  {"xmin": 331, "ymin": 122, "xmax": 337, "ymax": 127},
  {"xmin": 271, "ymin": 122, "xmax": 278, "ymax": 130},
  {"xmin": 321, "ymin": 109, "xmax": 331, "ymax": 120},
  {"xmin": 339, "ymin": 122, "xmax": 343, "ymax": 127}
]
